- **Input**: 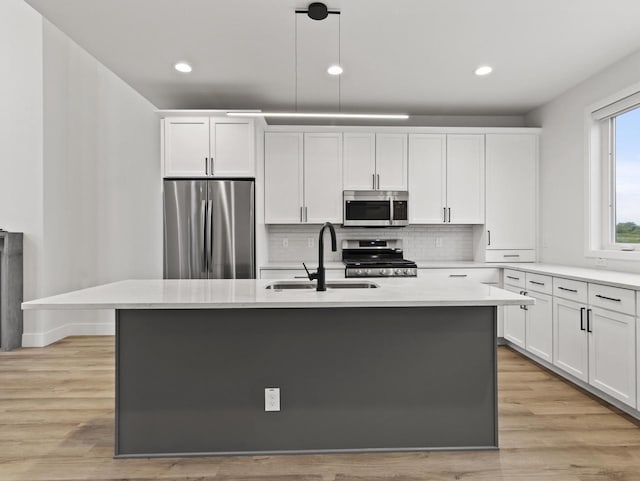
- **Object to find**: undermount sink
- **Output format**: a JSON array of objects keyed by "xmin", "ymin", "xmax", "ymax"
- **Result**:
[{"xmin": 266, "ymin": 280, "xmax": 379, "ymax": 291}]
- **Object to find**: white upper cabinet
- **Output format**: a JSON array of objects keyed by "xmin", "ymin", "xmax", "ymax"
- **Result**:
[
  {"xmin": 304, "ymin": 133, "xmax": 343, "ymax": 224},
  {"xmin": 163, "ymin": 117, "xmax": 210, "ymax": 177},
  {"xmin": 485, "ymin": 134, "xmax": 537, "ymax": 250},
  {"xmin": 376, "ymin": 134, "xmax": 408, "ymax": 191},
  {"xmin": 264, "ymin": 133, "xmax": 304, "ymax": 224},
  {"xmin": 209, "ymin": 117, "xmax": 255, "ymax": 177},
  {"xmin": 162, "ymin": 116, "xmax": 255, "ymax": 178},
  {"xmin": 343, "ymin": 133, "xmax": 376, "ymax": 190},
  {"xmin": 408, "ymin": 134, "xmax": 446, "ymax": 223},
  {"xmin": 446, "ymin": 135, "xmax": 485, "ymax": 224}
]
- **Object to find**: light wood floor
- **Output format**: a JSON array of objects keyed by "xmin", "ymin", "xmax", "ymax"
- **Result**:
[{"xmin": 1, "ymin": 337, "xmax": 640, "ymax": 481}]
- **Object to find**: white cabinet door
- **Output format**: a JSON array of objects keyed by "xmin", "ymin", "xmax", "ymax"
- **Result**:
[
  {"xmin": 503, "ymin": 285, "xmax": 526, "ymax": 348},
  {"xmin": 588, "ymin": 307, "xmax": 636, "ymax": 407},
  {"xmin": 343, "ymin": 133, "xmax": 375, "ymax": 190},
  {"xmin": 163, "ymin": 117, "xmax": 210, "ymax": 177},
  {"xmin": 304, "ymin": 133, "xmax": 343, "ymax": 224},
  {"xmin": 553, "ymin": 298, "xmax": 588, "ymax": 382},
  {"xmin": 446, "ymin": 135, "xmax": 485, "ymax": 224},
  {"xmin": 486, "ymin": 134, "xmax": 537, "ymax": 249},
  {"xmin": 525, "ymin": 291, "xmax": 553, "ymax": 362},
  {"xmin": 408, "ymin": 134, "xmax": 446, "ymax": 223},
  {"xmin": 264, "ymin": 133, "xmax": 304, "ymax": 224},
  {"xmin": 376, "ymin": 134, "xmax": 407, "ymax": 190},
  {"xmin": 210, "ymin": 117, "xmax": 255, "ymax": 177}
]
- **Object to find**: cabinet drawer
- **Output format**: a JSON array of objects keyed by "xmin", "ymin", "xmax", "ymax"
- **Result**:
[
  {"xmin": 553, "ymin": 277, "xmax": 588, "ymax": 303},
  {"xmin": 503, "ymin": 269, "xmax": 525, "ymax": 288},
  {"xmin": 485, "ymin": 250, "xmax": 536, "ymax": 263},
  {"xmin": 418, "ymin": 268, "xmax": 499, "ymax": 284},
  {"xmin": 524, "ymin": 272, "xmax": 552, "ymax": 295},
  {"xmin": 588, "ymin": 283, "xmax": 635, "ymax": 316}
]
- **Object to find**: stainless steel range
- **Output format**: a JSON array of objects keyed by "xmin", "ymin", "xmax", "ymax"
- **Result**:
[{"xmin": 342, "ymin": 239, "xmax": 417, "ymax": 278}]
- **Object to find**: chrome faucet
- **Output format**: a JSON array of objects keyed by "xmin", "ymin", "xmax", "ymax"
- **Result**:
[{"xmin": 303, "ymin": 222, "xmax": 337, "ymax": 291}]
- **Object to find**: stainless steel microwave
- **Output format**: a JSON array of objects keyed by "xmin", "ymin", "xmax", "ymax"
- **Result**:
[{"xmin": 343, "ymin": 190, "xmax": 409, "ymax": 227}]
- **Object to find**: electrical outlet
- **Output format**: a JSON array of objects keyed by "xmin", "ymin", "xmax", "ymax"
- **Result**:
[
  {"xmin": 282, "ymin": 238, "xmax": 288, "ymax": 248},
  {"xmin": 265, "ymin": 387, "xmax": 280, "ymax": 412},
  {"xmin": 435, "ymin": 237, "xmax": 443, "ymax": 248},
  {"xmin": 595, "ymin": 257, "xmax": 607, "ymax": 267},
  {"xmin": 307, "ymin": 238, "xmax": 314, "ymax": 248}
]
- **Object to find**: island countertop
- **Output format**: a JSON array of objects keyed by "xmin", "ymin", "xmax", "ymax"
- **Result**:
[{"xmin": 22, "ymin": 278, "xmax": 535, "ymax": 310}]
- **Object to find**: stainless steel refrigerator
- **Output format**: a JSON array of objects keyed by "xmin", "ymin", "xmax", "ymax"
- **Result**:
[{"xmin": 163, "ymin": 179, "xmax": 255, "ymax": 279}]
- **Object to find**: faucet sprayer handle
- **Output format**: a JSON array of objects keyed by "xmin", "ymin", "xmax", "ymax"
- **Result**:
[{"xmin": 302, "ymin": 262, "xmax": 317, "ymax": 281}]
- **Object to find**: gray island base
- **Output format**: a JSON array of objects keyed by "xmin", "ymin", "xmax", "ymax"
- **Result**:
[{"xmin": 116, "ymin": 306, "xmax": 497, "ymax": 457}]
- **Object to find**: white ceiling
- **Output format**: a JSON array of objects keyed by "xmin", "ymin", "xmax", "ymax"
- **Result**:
[{"xmin": 24, "ymin": 0, "xmax": 640, "ymax": 116}]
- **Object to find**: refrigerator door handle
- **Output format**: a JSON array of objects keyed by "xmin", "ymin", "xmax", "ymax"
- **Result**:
[
  {"xmin": 202, "ymin": 200, "xmax": 208, "ymax": 272},
  {"xmin": 206, "ymin": 200, "xmax": 213, "ymax": 275}
]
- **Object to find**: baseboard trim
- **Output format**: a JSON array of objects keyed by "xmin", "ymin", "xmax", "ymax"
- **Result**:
[{"xmin": 22, "ymin": 322, "xmax": 114, "ymax": 347}]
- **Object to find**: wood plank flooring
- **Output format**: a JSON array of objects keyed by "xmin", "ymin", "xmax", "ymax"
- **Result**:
[{"xmin": 1, "ymin": 336, "xmax": 640, "ymax": 480}]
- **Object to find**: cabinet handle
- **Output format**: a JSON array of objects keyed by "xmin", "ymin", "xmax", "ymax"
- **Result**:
[
  {"xmin": 557, "ymin": 286, "xmax": 578, "ymax": 293},
  {"xmin": 377, "ymin": 174, "xmax": 380, "ymax": 190},
  {"xmin": 503, "ymin": 254, "xmax": 521, "ymax": 258},
  {"xmin": 443, "ymin": 207, "xmax": 446, "ymax": 223},
  {"xmin": 305, "ymin": 206, "xmax": 308, "ymax": 222},
  {"xmin": 595, "ymin": 294, "xmax": 621, "ymax": 302},
  {"xmin": 205, "ymin": 157, "xmax": 209, "ymax": 175},
  {"xmin": 487, "ymin": 230, "xmax": 491, "ymax": 246},
  {"xmin": 506, "ymin": 275, "xmax": 520, "ymax": 281},
  {"xmin": 580, "ymin": 307, "xmax": 586, "ymax": 331},
  {"xmin": 449, "ymin": 274, "xmax": 468, "ymax": 278},
  {"xmin": 529, "ymin": 280, "xmax": 545, "ymax": 286},
  {"xmin": 447, "ymin": 207, "xmax": 451, "ymax": 223},
  {"xmin": 300, "ymin": 206, "xmax": 304, "ymax": 223},
  {"xmin": 372, "ymin": 174, "xmax": 376, "ymax": 190},
  {"xmin": 587, "ymin": 308, "xmax": 592, "ymax": 333},
  {"xmin": 210, "ymin": 157, "xmax": 214, "ymax": 175}
]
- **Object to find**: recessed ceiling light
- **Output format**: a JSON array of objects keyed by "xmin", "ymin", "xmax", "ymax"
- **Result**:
[
  {"xmin": 327, "ymin": 65, "xmax": 343, "ymax": 76},
  {"xmin": 174, "ymin": 62, "xmax": 193, "ymax": 74},
  {"xmin": 475, "ymin": 65, "xmax": 493, "ymax": 76}
]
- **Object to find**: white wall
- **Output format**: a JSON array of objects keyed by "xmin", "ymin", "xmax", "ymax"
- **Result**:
[
  {"xmin": 0, "ymin": 0, "xmax": 45, "ymax": 337},
  {"xmin": 526, "ymin": 48, "xmax": 640, "ymax": 273},
  {"xmin": 1, "ymin": 0, "xmax": 162, "ymax": 346}
]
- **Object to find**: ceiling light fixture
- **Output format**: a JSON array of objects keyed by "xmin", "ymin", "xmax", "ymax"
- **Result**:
[
  {"xmin": 327, "ymin": 64, "xmax": 343, "ymax": 76},
  {"xmin": 227, "ymin": 112, "xmax": 409, "ymax": 120},
  {"xmin": 174, "ymin": 62, "xmax": 193, "ymax": 74},
  {"xmin": 475, "ymin": 65, "xmax": 493, "ymax": 76}
]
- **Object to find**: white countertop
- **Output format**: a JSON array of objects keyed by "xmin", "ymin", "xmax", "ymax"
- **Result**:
[
  {"xmin": 503, "ymin": 263, "xmax": 640, "ymax": 290},
  {"xmin": 22, "ymin": 278, "xmax": 534, "ymax": 310}
]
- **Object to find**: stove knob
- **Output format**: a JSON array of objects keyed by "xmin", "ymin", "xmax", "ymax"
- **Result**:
[
  {"xmin": 395, "ymin": 268, "xmax": 403, "ymax": 275},
  {"xmin": 403, "ymin": 268, "xmax": 410, "ymax": 275},
  {"xmin": 356, "ymin": 269, "xmax": 363, "ymax": 276},
  {"xmin": 378, "ymin": 268, "xmax": 386, "ymax": 276},
  {"xmin": 365, "ymin": 269, "xmax": 371, "ymax": 276}
]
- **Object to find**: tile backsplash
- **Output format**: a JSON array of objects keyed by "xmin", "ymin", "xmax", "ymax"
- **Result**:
[{"xmin": 267, "ymin": 225, "xmax": 474, "ymax": 262}]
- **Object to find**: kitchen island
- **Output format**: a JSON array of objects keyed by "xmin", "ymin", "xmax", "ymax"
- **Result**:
[{"xmin": 23, "ymin": 278, "xmax": 533, "ymax": 458}]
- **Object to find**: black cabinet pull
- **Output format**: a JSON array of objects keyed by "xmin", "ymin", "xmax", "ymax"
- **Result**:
[
  {"xmin": 529, "ymin": 280, "xmax": 545, "ymax": 286},
  {"xmin": 487, "ymin": 230, "xmax": 491, "ymax": 246},
  {"xmin": 580, "ymin": 307, "xmax": 586, "ymax": 331},
  {"xmin": 587, "ymin": 309, "xmax": 593, "ymax": 333},
  {"xmin": 595, "ymin": 294, "xmax": 621, "ymax": 302},
  {"xmin": 449, "ymin": 274, "xmax": 468, "ymax": 278},
  {"xmin": 558, "ymin": 286, "xmax": 578, "ymax": 293},
  {"xmin": 506, "ymin": 275, "xmax": 520, "ymax": 281}
]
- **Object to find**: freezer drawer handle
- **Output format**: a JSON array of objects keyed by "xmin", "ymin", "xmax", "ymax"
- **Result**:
[
  {"xmin": 595, "ymin": 294, "xmax": 621, "ymax": 302},
  {"xmin": 558, "ymin": 286, "xmax": 578, "ymax": 293}
]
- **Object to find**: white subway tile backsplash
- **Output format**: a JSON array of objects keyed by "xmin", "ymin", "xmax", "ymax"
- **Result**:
[{"xmin": 267, "ymin": 225, "xmax": 473, "ymax": 262}]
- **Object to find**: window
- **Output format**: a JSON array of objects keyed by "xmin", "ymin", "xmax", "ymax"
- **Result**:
[
  {"xmin": 611, "ymin": 106, "xmax": 640, "ymax": 245},
  {"xmin": 587, "ymin": 87, "xmax": 640, "ymax": 257}
]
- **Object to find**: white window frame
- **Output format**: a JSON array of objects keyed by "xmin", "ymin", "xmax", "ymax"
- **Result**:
[{"xmin": 586, "ymin": 82, "xmax": 640, "ymax": 260}]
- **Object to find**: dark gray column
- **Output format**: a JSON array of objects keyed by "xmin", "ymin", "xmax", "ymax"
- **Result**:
[
  {"xmin": 0, "ymin": 232, "xmax": 23, "ymax": 351},
  {"xmin": 116, "ymin": 306, "xmax": 497, "ymax": 457}
]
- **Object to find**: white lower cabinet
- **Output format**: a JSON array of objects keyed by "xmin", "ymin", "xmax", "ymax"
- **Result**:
[
  {"xmin": 588, "ymin": 307, "xmax": 636, "ymax": 407},
  {"xmin": 553, "ymin": 298, "xmax": 589, "ymax": 382},
  {"xmin": 525, "ymin": 291, "xmax": 553, "ymax": 362},
  {"xmin": 503, "ymin": 285, "xmax": 526, "ymax": 348}
]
